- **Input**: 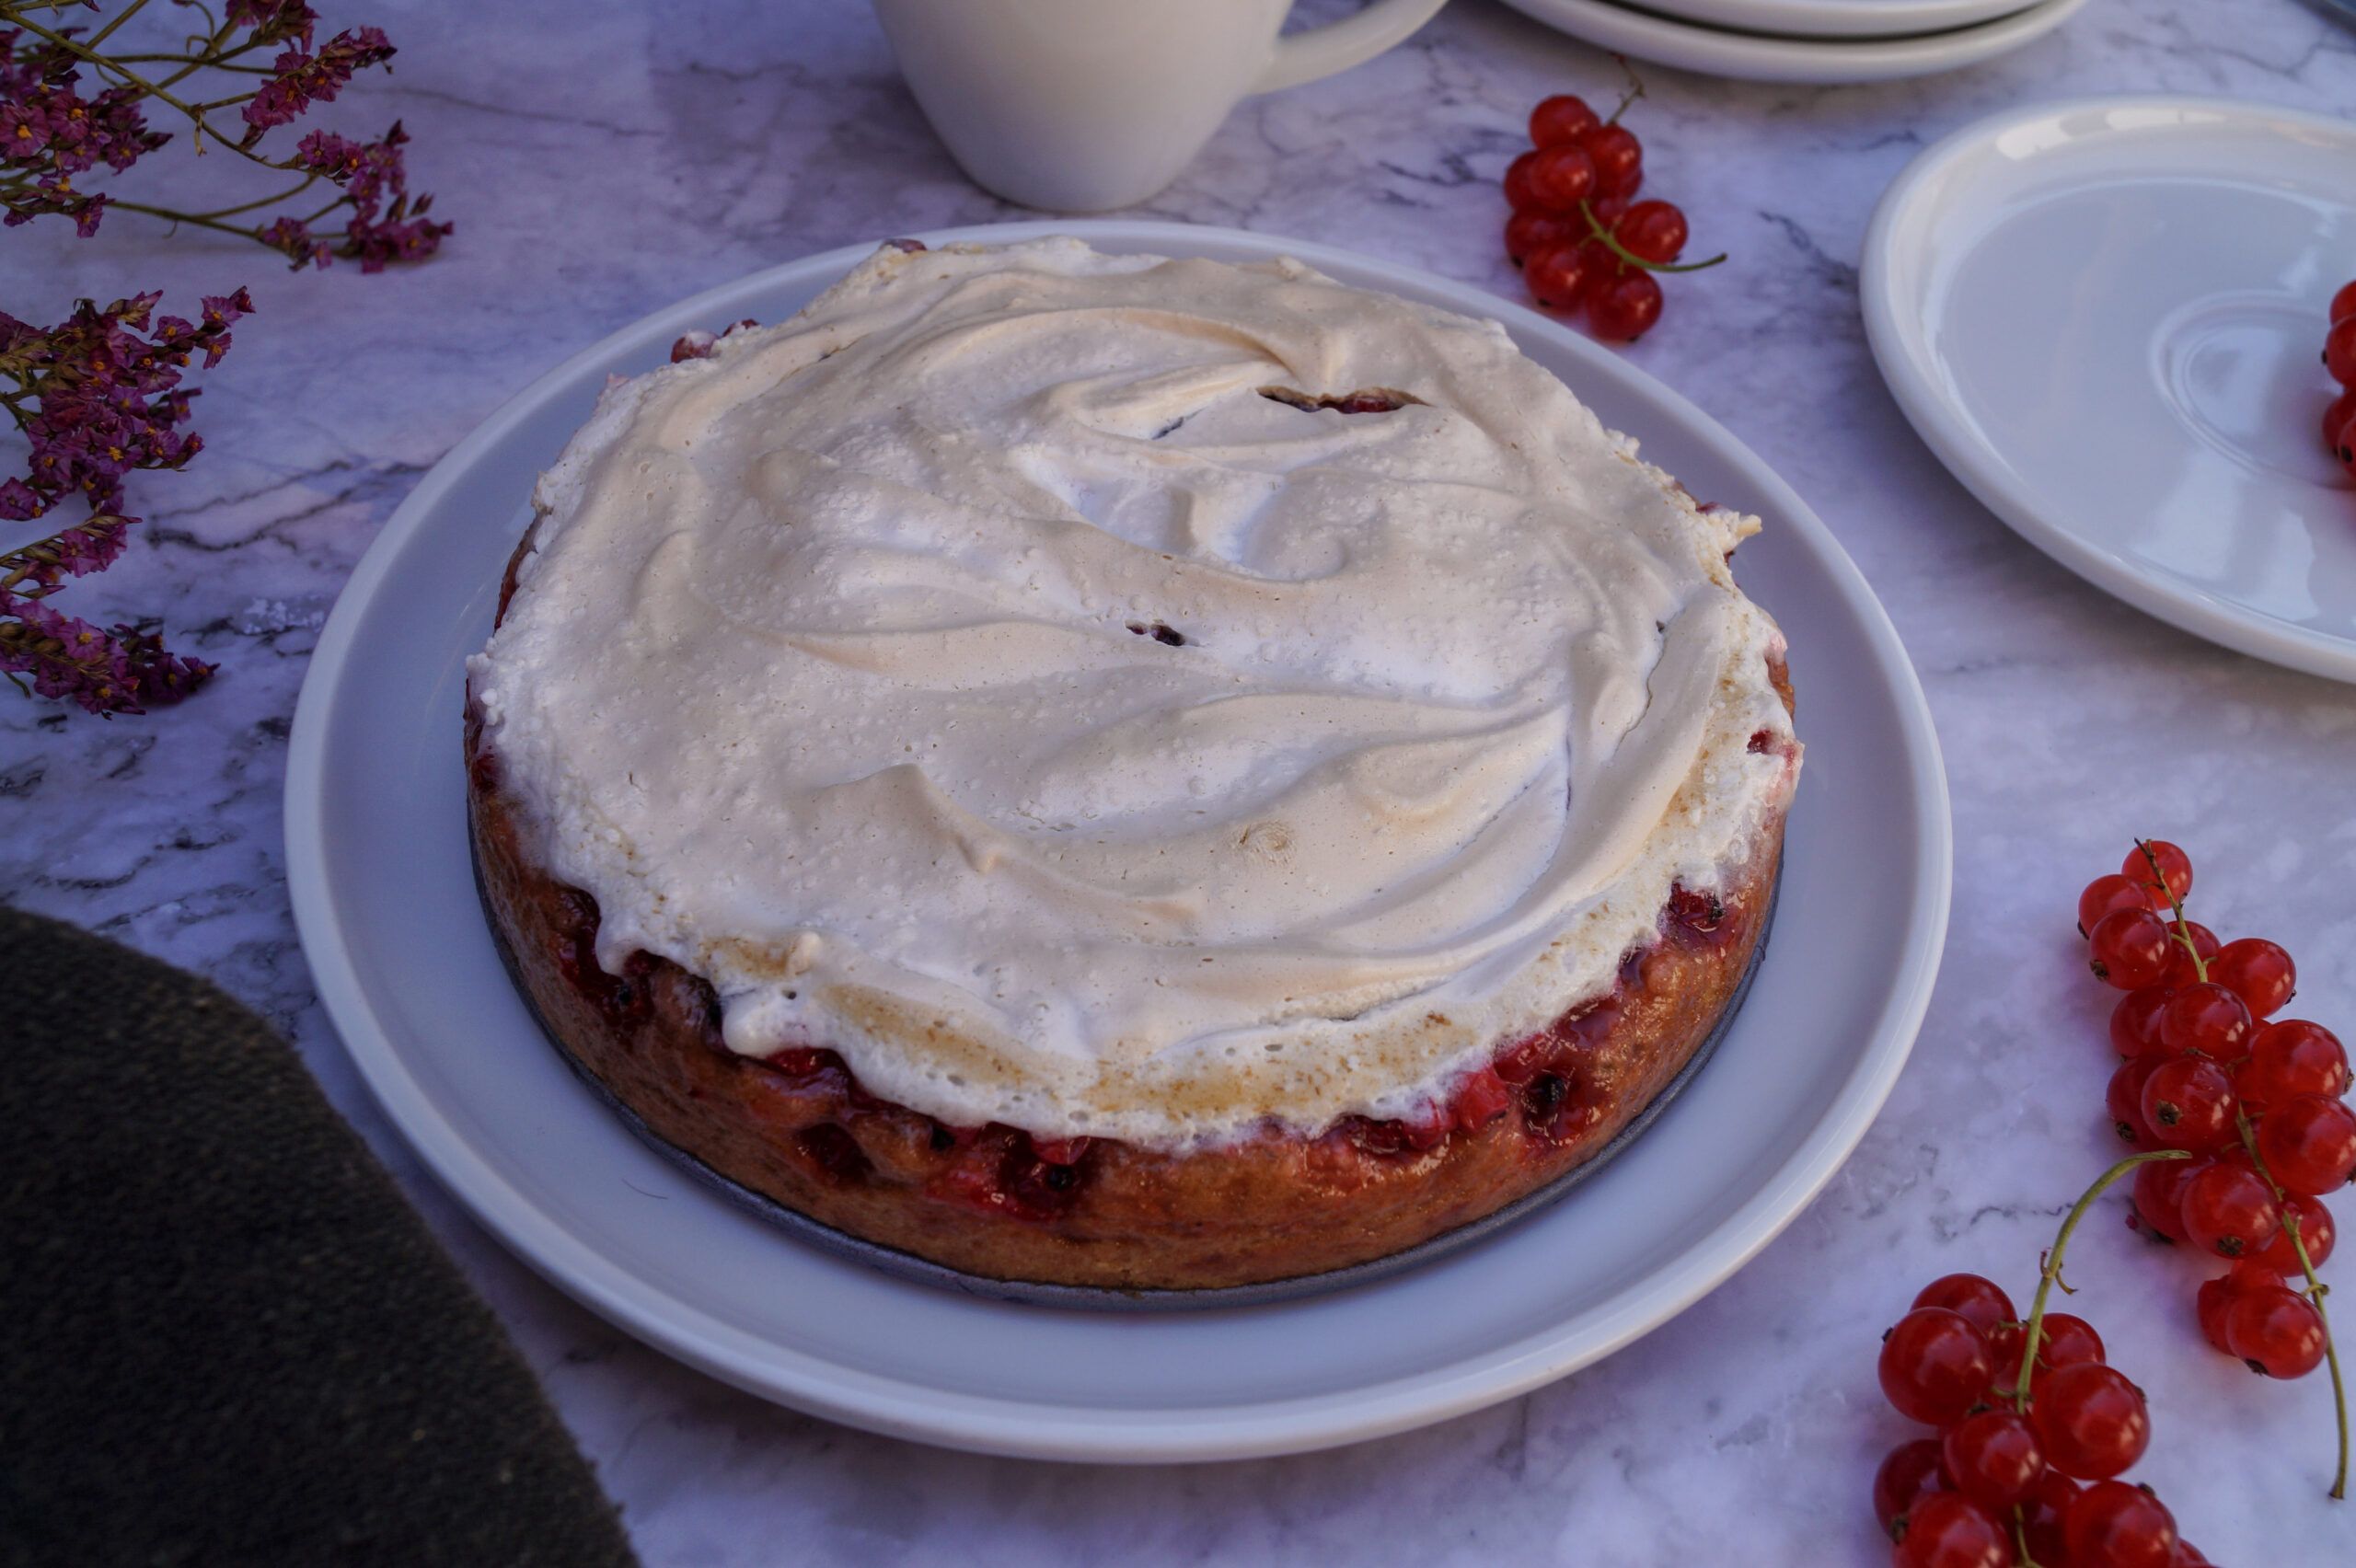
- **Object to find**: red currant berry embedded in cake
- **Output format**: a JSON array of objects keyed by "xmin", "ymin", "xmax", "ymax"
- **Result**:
[
  {"xmin": 1892, "ymin": 1493, "xmax": 2012, "ymax": 1568},
  {"xmin": 2088, "ymin": 908, "xmax": 2171, "ymax": 990},
  {"xmin": 1503, "ymin": 150, "xmax": 1546, "ymax": 213},
  {"xmin": 1525, "ymin": 245, "xmax": 1592, "ymax": 311},
  {"xmin": 2209, "ymin": 937, "xmax": 2294, "ymax": 1017},
  {"xmin": 1578, "ymin": 123, "xmax": 1644, "ymax": 197},
  {"xmin": 2155, "ymin": 981, "xmax": 2250, "ymax": 1059},
  {"xmin": 2109, "ymin": 986, "xmax": 2176, "ymax": 1060},
  {"xmin": 2237, "ymin": 1019, "xmax": 2350, "ymax": 1110},
  {"xmin": 2327, "ymin": 315, "xmax": 2356, "ymax": 386},
  {"xmin": 1911, "ymin": 1274, "xmax": 2015, "ymax": 1334},
  {"xmin": 1526, "ymin": 144, "xmax": 1599, "ymax": 211},
  {"xmin": 2063, "ymin": 1479, "xmax": 2177, "ymax": 1568},
  {"xmin": 2139, "ymin": 1055, "xmax": 2238, "ymax": 1154},
  {"xmin": 1941, "ymin": 1410, "xmax": 2044, "ymax": 1510},
  {"xmin": 2130, "ymin": 1154, "xmax": 2200, "ymax": 1242},
  {"xmin": 1878, "ymin": 1307, "xmax": 1994, "ymax": 1426},
  {"xmin": 2122, "ymin": 841, "xmax": 2192, "ymax": 907},
  {"xmin": 2179, "ymin": 1159, "xmax": 2281, "ymax": 1257},
  {"xmin": 2157, "ymin": 920, "xmax": 2219, "ymax": 990},
  {"xmin": 2079, "ymin": 873, "xmax": 2149, "ymax": 937},
  {"xmin": 2255, "ymin": 1093, "xmax": 2356, "ymax": 1194},
  {"xmin": 1873, "ymin": 1436, "xmax": 1949, "ymax": 1536},
  {"xmin": 1588, "ymin": 271, "xmax": 1665, "ymax": 341},
  {"xmin": 2250, "ymin": 1190, "xmax": 2335, "ymax": 1274},
  {"xmin": 1505, "ymin": 211, "xmax": 1582, "ymax": 266},
  {"xmin": 1529, "ymin": 93, "xmax": 1601, "ymax": 148},
  {"xmin": 2223, "ymin": 1283, "xmax": 2328, "ymax": 1378},
  {"xmin": 1613, "ymin": 200, "xmax": 1688, "ymax": 265},
  {"xmin": 2032, "ymin": 1363, "xmax": 2151, "ymax": 1479}
]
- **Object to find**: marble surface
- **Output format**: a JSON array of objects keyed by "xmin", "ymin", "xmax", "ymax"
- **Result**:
[{"xmin": 6, "ymin": 0, "xmax": 2355, "ymax": 1561}]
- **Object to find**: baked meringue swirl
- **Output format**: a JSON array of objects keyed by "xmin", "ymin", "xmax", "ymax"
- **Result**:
[{"xmin": 468, "ymin": 238, "xmax": 1798, "ymax": 1148}]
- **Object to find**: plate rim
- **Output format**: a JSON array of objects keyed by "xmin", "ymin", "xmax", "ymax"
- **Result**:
[
  {"xmin": 1860, "ymin": 93, "xmax": 2356, "ymax": 686},
  {"xmin": 1492, "ymin": 0, "xmax": 2088, "ymax": 85},
  {"xmin": 1565, "ymin": 0, "xmax": 2043, "ymax": 41},
  {"xmin": 286, "ymin": 217, "xmax": 1954, "ymax": 1461}
]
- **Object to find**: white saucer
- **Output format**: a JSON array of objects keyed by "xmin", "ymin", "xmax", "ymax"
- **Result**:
[
  {"xmin": 1496, "ymin": 0, "xmax": 2088, "ymax": 84},
  {"xmin": 1635, "ymin": 0, "xmax": 2041, "ymax": 40},
  {"xmin": 1863, "ymin": 97, "xmax": 2356, "ymax": 684},
  {"xmin": 285, "ymin": 220, "xmax": 1950, "ymax": 1462}
]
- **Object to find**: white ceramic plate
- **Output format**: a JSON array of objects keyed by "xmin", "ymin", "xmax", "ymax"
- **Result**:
[
  {"xmin": 1496, "ymin": 0, "xmax": 2087, "ymax": 84},
  {"xmin": 285, "ymin": 220, "xmax": 1950, "ymax": 1462},
  {"xmin": 1863, "ymin": 98, "xmax": 2356, "ymax": 684},
  {"xmin": 1628, "ymin": 0, "xmax": 2040, "ymax": 41}
]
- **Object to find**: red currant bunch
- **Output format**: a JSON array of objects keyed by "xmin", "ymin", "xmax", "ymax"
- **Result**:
[
  {"xmin": 1499, "ymin": 73, "xmax": 1725, "ymax": 343},
  {"xmin": 2074, "ymin": 840, "xmax": 2349, "ymax": 1495},
  {"xmin": 1875, "ymin": 1247, "xmax": 2210, "ymax": 1566},
  {"xmin": 2324, "ymin": 279, "xmax": 2356, "ymax": 476}
]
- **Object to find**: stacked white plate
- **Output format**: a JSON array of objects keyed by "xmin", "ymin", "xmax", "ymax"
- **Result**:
[{"xmin": 1497, "ymin": 0, "xmax": 2091, "ymax": 84}]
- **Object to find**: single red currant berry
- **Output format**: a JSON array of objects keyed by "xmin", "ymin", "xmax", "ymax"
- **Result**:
[
  {"xmin": 1587, "ymin": 190, "xmax": 1631, "ymax": 231},
  {"xmin": 2155, "ymin": 982, "xmax": 2251, "ymax": 1061},
  {"xmin": 1911, "ymin": 1274, "xmax": 2015, "ymax": 1335},
  {"xmin": 2250, "ymin": 1191, "xmax": 2335, "ymax": 1274},
  {"xmin": 2108, "ymin": 1059, "xmax": 2161, "ymax": 1147},
  {"xmin": 1878, "ymin": 1307, "xmax": 1994, "ymax": 1426},
  {"xmin": 2131, "ymin": 1154, "xmax": 2201, "ymax": 1243},
  {"xmin": 1873, "ymin": 1436, "xmax": 1950, "ymax": 1537},
  {"xmin": 2079, "ymin": 872, "xmax": 2149, "ymax": 937},
  {"xmin": 1524, "ymin": 245, "xmax": 1591, "ymax": 310},
  {"xmin": 1940, "ymin": 1410, "xmax": 2042, "ymax": 1509},
  {"xmin": 1526, "ymin": 143, "xmax": 1599, "ymax": 212},
  {"xmin": 2330, "ymin": 388, "xmax": 2356, "ymax": 458},
  {"xmin": 2122, "ymin": 840, "xmax": 2192, "ymax": 908},
  {"xmin": 2179, "ymin": 1160, "xmax": 2280, "ymax": 1257},
  {"xmin": 2038, "ymin": 1313, "xmax": 2106, "ymax": 1372},
  {"xmin": 1503, "ymin": 150, "xmax": 1545, "ymax": 213},
  {"xmin": 2255, "ymin": 1093, "xmax": 2356, "ymax": 1194},
  {"xmin": 2327, "ymin": 314, "xmax": 2356, "ymax": 386},
  {"xmin": 2109, "ymin": 986, "xmax": 2177, "ymax": 1060},
  {"xmin": 2157, "ymin": 921, "xmax": 2219, "ymax": 990},
  {"xmin": 1505, "ymin": 211, "xmax": 1581, "ymax": 266},
  {"xmin": 2173, "ymin": 1540, "xmax": 2212, "ymax": 1566},
  {"xmin": 1892, "ymin": 1492, "xmax": 2012, "ymax": 1568},
  {"xmin": 2139, "ymin": 1056, "xmax": 2238, "ymax": 1154},
  {"xmin": 1614, "ymin": 199, "xmax": 1688, "ymax": 264},
  {"xmin": 1529, "ymin": 93, "xmax": 1600, "ymax": 148},
  {"xmin": 2336, "ymin": 278, "xmax": 2356, "ymax": 323},
  {"xmin": 2238, "ymin": 1019, "xmax": 2350, "ymax": 1111},
  {"xmin": 2032, "ymin": 1363, "xmax": 2151, "ymax": 1479},
  {"xmin": 2196, "ymin": 1258, "xmax": 2279, "ymax": 1352},
  {"xmin": 2020, "ymin": 1470, "xmax": 2080, "ymax": 1567},
  {"xmin": 2063, "ymin": 1479, "xmax": 2177, "ymax": 1568},
  {"xmin": 1587, "ymin": 271, "xmax": 1663, "ymax": 341},
  {"xmin": 2089, "ymin": 907, "xmax": 2171, "ymax": 990},
  {"xmin": 1578, "ymin": 123, "xmax": 1643, "ymax": 197},
  {"xmin": 2223, "ymin": 1284, "xmax": 2328, "ymax": 1378},
  {"xmin": 2210, "ymin": 937, "xmax": 2294, "ymax": 1017}
]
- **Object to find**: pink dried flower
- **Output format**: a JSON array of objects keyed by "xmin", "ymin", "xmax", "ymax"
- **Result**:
[{"xmin": 241, "ymin": 26, "xmax": 396, "ymax": 135}]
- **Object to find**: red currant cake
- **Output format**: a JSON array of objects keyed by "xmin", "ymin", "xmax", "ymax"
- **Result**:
[{"xmin": 465, "ymin": 237, "xmax": 1801, "ymax": 1291}]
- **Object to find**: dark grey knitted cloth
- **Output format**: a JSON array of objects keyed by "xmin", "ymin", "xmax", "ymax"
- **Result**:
[{"xmin": 0, "ymin": 904, "xmax": 639, "ymax": 1568}]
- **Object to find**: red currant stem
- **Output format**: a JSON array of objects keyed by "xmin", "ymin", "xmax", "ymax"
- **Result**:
[
  {"xmin": 2015, "ymin": 1149, "xmax": 2192, "ymax": 1412},
  {"xmin": 2235, "ymin": 1107, "xmax": 2348, "ymax": 1499},
  {"xmin": 1575, "ymin": 201, "xmax": 1729, "ymax": 274},
  {"xmin": 2010, "ymin": 1508, "xmax": 2045, "ymax": 1568},
  {"xmin": 2131, "ymin": 836, "xmax": 2207, "ymax": 984},
  {"xmin": 1605, "ymin": 52, "xmax": 1646, "ymax": 124}
]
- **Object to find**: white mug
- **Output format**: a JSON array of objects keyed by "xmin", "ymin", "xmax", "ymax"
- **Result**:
[{"xmin": 871, "ymin": 0, "xmax": 1450, "ymax": 213}]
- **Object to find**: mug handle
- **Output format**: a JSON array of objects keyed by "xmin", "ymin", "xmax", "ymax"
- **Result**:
[{"xmin": 1251, "ymin": 0, "xmax": 1450, "ymax": 95}]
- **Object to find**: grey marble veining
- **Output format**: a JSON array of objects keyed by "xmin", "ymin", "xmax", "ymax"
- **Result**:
[{"xmin": 5, "ymin": 0, "xmax": 2355, "ymax": 1562}]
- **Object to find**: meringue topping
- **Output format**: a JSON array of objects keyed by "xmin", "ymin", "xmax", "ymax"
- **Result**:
[{"xmin": 468, "ymin": 238, "xmax": 1798, "ymax": 1148}]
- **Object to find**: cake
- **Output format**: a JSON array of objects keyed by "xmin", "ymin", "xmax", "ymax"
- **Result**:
[{"xmin": 464, "ymin": 237, "xmax": 1800, "ymax": 1291}]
